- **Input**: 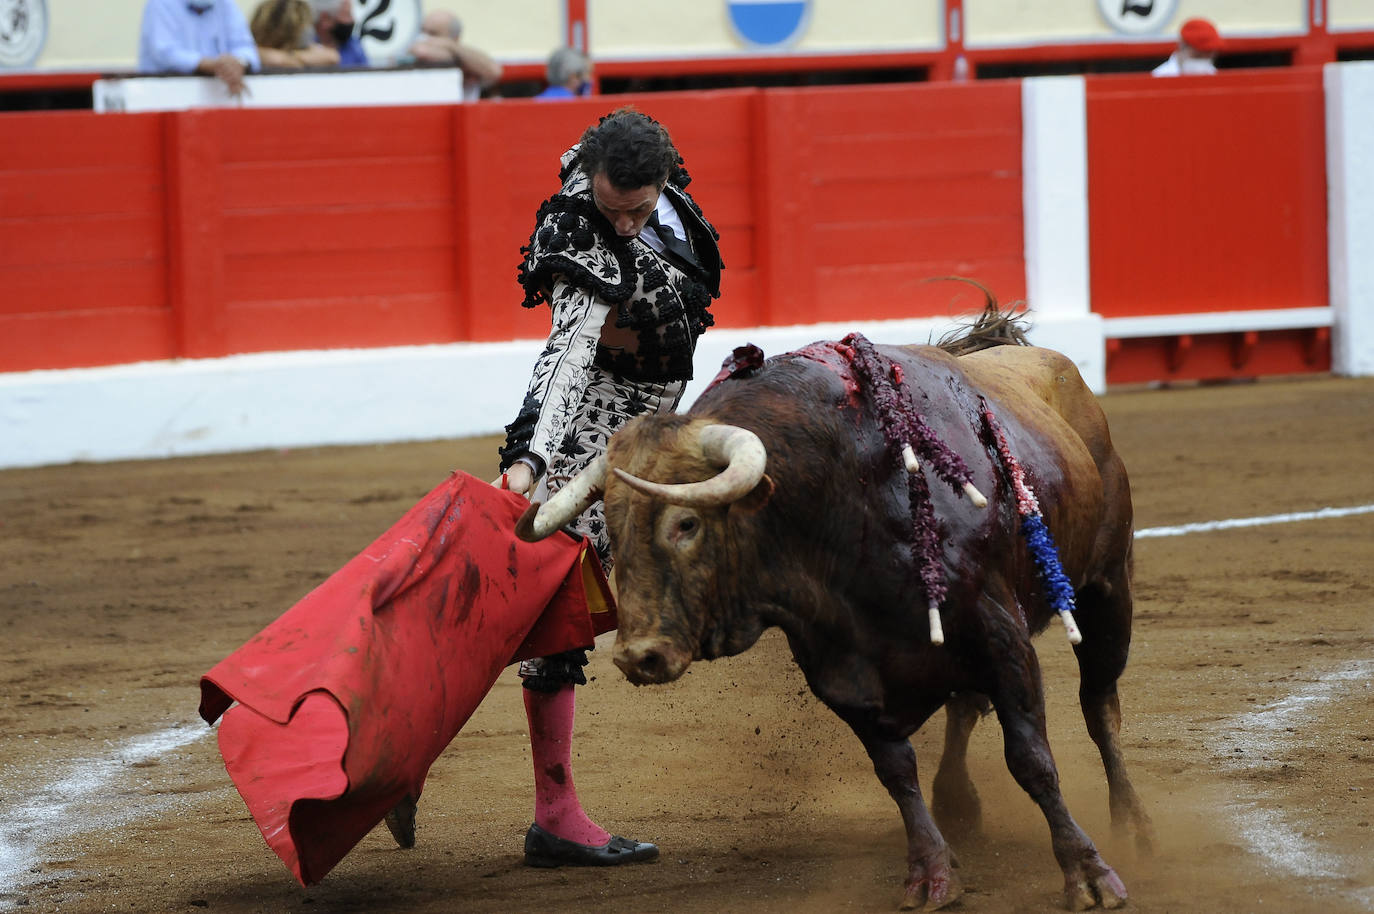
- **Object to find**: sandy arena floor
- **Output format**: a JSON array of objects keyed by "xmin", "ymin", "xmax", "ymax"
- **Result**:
[{"xmin": 1, "ymin": 373, "xmax": 1372, "ymax": 913}]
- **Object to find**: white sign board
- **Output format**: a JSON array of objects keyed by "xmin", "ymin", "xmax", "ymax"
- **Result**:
[{"xmin": 92, "ymin": 68, "xmax": 463, "ymax": 113}]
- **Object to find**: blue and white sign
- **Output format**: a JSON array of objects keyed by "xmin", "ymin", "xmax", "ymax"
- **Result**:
[{"xmin": 727, "ymin": 0, "xmax": 812, "ymax": 49}]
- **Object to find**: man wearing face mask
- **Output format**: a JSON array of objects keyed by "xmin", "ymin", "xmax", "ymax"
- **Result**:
[
  {"xmin": 535, "ymin": 47, "xmax": 593, "ymax": 100},
  {"xmin": 308, "ymin": 0, "xmax": 368, "ymax": 66}
]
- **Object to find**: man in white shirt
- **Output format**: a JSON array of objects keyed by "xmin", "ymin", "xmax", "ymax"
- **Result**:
[
  {"xmin": 1152, "ymin": 17, "xmax": 1223, "ymax": 77},
  {"xmin": 138, "ymin": 0, "xmax": 260, "ymax": 96}
]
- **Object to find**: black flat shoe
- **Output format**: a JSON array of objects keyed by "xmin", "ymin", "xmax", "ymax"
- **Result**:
[{"xmin": 523, "ymin": 823, "xmax": 659, "ymax": 867}]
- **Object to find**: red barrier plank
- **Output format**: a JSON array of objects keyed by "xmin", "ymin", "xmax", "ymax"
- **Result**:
[
  {"xmin": 1087, "ymin": 70, "xmax": 1327, "ymax": 321},
  {"xmin": 811, "ymin": 174, "xmax": 1020, "ymax": 227},
  {"xmin": 222, "ymin": 293, "xmax": 462, "ymax": 354},
  {"xmin": 815, "ymin": 216, "xmax": 1023, "ymax": 268},
  {"xmin": 0, "ymin": 168, "xmax": 162, "ymax": 219},
  {"xmin": 221, "ymin": 158, "xmax": 452, "ymax": 211},
  {"xmin": 0, "ymin": 308, "xmax": 174, "ymax": 372},
  {"xmin": 0, "ymin": 213, "xmax": 163, "ymax": 268},
  {"xmin": 214, "ymin": 106, "xmax": 453, "ymax": 163},
  {"xmin": 0, "ymin": 111, "xmax": 162, "ymax": 170},
  {"xmin": 815, "ymin": 259, "xmax": 1026, "ymax": 324},
  {"xmin": 1106, "ymin": 330, "xmax": 1331, "ymax": 385},
  {"xmin": 223, "ymin": 248, "xmax": 456, "ymax": 304},
  {"xmin": 221, "ymin": 205, "xmax": 455, "ymax": 256},
  {"xmin": 0, "ymin": 261, "xmax": 166, "ymax": 323}
]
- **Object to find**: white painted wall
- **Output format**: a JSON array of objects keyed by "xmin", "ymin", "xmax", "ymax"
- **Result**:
[
  {"xmin": 1325, "ymin": 60, "xmax": 1374, "ymax": 377},
  {"xmin": 0, "ymin": 316, "xmax": 1096, "ymax": 470},
  {"xmin": 1020, "ymin": 75, "xmax": 1105, "ymax": 393}
]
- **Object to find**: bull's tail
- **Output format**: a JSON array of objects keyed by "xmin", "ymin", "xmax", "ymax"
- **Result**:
[{"xmin": 931, "ymin": 278, "xmax": 1031, "ymax": 356}]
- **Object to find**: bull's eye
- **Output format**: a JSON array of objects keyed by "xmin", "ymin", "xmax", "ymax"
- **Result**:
[{"xmin": 663, "ymin": 510, "xmax": 700, "ymax": 548}]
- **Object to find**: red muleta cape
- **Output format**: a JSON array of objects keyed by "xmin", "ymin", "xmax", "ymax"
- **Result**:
[{"xmin": 198, "ymin": 470, "xmax": 615, "ymax": 886}]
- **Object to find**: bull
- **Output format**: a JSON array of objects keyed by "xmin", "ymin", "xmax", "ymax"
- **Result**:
[{"xmin": 517, "ymin": 305, "xmax": 1154, "ymax": 910}]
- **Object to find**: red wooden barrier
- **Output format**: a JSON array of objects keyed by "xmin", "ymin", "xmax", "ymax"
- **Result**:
[
  {"xmin": 0, "ymin": 74, "xmax": 1333, "ymax": 381},
  {"xmin": 0, "ymin": 111, "xmax": 172, "ymax": 368},
  {"xmin": 1086, "ymin": 68, "xmax": 1330, "ymax": 382},
  {"xmin": 0, "ymin": 84, "xmax": 1026, "ymax": 373}
]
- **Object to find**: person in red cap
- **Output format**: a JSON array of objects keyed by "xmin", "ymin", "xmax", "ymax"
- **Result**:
[{"xmin": 1152, "ymin": 17, "xmax": 1223, "ymax": 76}]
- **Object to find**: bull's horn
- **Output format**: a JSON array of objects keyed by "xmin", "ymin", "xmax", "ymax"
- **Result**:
[
  {"xmin": 613, "ymin": 424, "xmax": 766, "ymax": 507},
  {"xmin": 522, "ymin": 455, "xmax": 608, "ymax": 540}
]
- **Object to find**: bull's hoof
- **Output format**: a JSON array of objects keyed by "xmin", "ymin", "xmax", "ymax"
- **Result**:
[
  {"xmin": 384, "ymin": 795, "xmax": 417, "ymax": 849},
  {"xmin": 899, "ymin": 868, "xmax": 962, "ymax": 911},
  {"xmin": 1063, "ymin": 866, "xmax": 1127, "ymax": 911}
]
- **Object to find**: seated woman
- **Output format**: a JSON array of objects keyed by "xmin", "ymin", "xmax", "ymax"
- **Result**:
[{"xmin": 250, "ymin": 0, "xmax": 340, "ymax": 69}]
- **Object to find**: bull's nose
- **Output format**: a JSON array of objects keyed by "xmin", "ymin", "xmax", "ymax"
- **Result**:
[{"xmin": 613, "ymin": 638, "xmax": 689, "ymax": 684}]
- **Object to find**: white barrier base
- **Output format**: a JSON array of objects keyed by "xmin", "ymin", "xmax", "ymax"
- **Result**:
[{"xmin": 0, "ymin": 316, "xmax": 1104, "ymax": 470}]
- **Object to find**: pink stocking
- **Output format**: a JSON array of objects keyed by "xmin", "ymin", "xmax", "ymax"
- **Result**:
[{"xmin": 524, "ymin": 685, "xmax": 611, "ymax": 846}]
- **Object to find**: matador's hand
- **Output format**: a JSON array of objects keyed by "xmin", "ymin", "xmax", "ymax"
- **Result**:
[{"xmin": 495, "ymin": 461, "xmax": 535, "ymax": 497}]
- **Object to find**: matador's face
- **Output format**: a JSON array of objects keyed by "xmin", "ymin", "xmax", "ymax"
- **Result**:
[{"xmin": 591, "ymin": 171, "xmax": 663, "ymax": 238}]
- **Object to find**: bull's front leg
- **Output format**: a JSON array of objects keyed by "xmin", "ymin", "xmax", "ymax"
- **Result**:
[{"xmin": 860, "ymin": 735, "xmax": 961, "ymax": 911}]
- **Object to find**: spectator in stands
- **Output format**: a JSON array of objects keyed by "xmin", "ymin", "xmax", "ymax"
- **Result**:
[
  {"xmin": 250, "ymin": 0, "xmax": 339, "ymax": 69},
  {"xmin": 309, "ymin": 0, "xmax": 368, "ymax": 66},
  {"xmin": 409, "ymin": 9, "xmax": 503, "ymax": 100},
  {"xmin": 535, "ymin": 47, "xmax": 593, "ymax": 100},
  {"xmin": 138, "ymin": 0, "xmax": 261, "ymax": 96},
  {"xmin": 1152, "ymin": 17, "xmax": 1223, "ymax": 77}
]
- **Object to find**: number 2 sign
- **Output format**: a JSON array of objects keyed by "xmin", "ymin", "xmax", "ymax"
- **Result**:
[{"xmin": 356, "ymin": 0, "xmax": 422, "ymax": 65}]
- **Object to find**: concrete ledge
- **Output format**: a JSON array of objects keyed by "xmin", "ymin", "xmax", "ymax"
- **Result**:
[
  {"xmin": 1104, "ymin": 307, "xmax": 1334, "ymax": 338},
  {"xmin": 0, "ymin": 316, "xmax": 1105, "ymax": 470}
]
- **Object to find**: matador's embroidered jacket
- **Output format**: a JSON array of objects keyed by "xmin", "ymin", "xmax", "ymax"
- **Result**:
[{"xmin": 498, "ymin": 147, "xmax": 723, "ymax": 473}]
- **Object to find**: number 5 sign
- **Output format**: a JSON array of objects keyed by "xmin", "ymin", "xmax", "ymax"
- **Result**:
[{"xmin": 356, "ymin": 0, "xmax": 422, "ymax": 66}]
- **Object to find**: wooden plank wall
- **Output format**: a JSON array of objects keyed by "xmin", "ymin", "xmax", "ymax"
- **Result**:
[
  {"xmin": 0, "ymin": 84, "xmax": 1026, "ymax": 374},
  {"xmin": 4, "ymin": 72, "xmax": 1331, "ymax": 383},
  {"xmin": 1086, "ymin": 68, "xmax": 1330, "ymax": 382},
  {"xmin": 0, "ymin": 112, "xmax": 172, "ymax": 369}
]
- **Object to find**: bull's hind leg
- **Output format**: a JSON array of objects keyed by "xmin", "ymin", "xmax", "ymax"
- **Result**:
[
  {"xmin": 931, "ymin": 691, "xmax": 992, "ymax": 839},
  {"xmin": 1074, "ymin": 571, "xmax": 1155, "ymax": 853},
  {"xmin": 980, "ymin": 590, "xmax": 1126, "ymax": 911},
  {"xmin": 860, "ymin": 734, "xmax": 961, "ymax": 911}
]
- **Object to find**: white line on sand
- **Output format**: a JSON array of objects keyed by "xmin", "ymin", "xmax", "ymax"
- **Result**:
[
  {"xmin": 1135, "ymin": 503, "xmax": 1374, "ymax": 538},
  {"xmin": 0, "ymin": 724, "xmax": 212, "ymax": 905},
  {"xmin": 1214, "ymin": 659, "xmax": 1374, "ymax": 909},
  {"xmin": 1141, "ymin": 503, "xmax": 1374, "ymax": 907}
]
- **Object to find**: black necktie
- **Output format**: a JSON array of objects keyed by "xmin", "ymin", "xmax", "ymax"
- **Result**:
[
  {"xmin": 188, "ymin": 2, "xmax": 212, "ymax": 13},
  {"xmin": 645, "ymin": 210, "xmax": 699, "ymax": 270}
]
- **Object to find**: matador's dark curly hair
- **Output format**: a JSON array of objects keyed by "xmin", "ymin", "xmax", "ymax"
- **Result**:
[{"xmin": 576, "ymin": 107, "xmax": 684, "ymax": 191}]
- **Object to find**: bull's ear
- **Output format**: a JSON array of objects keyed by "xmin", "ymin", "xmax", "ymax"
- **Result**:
[{"xmin": 733, "ymin": 473, "xmax": 775, "ymax": 514}]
